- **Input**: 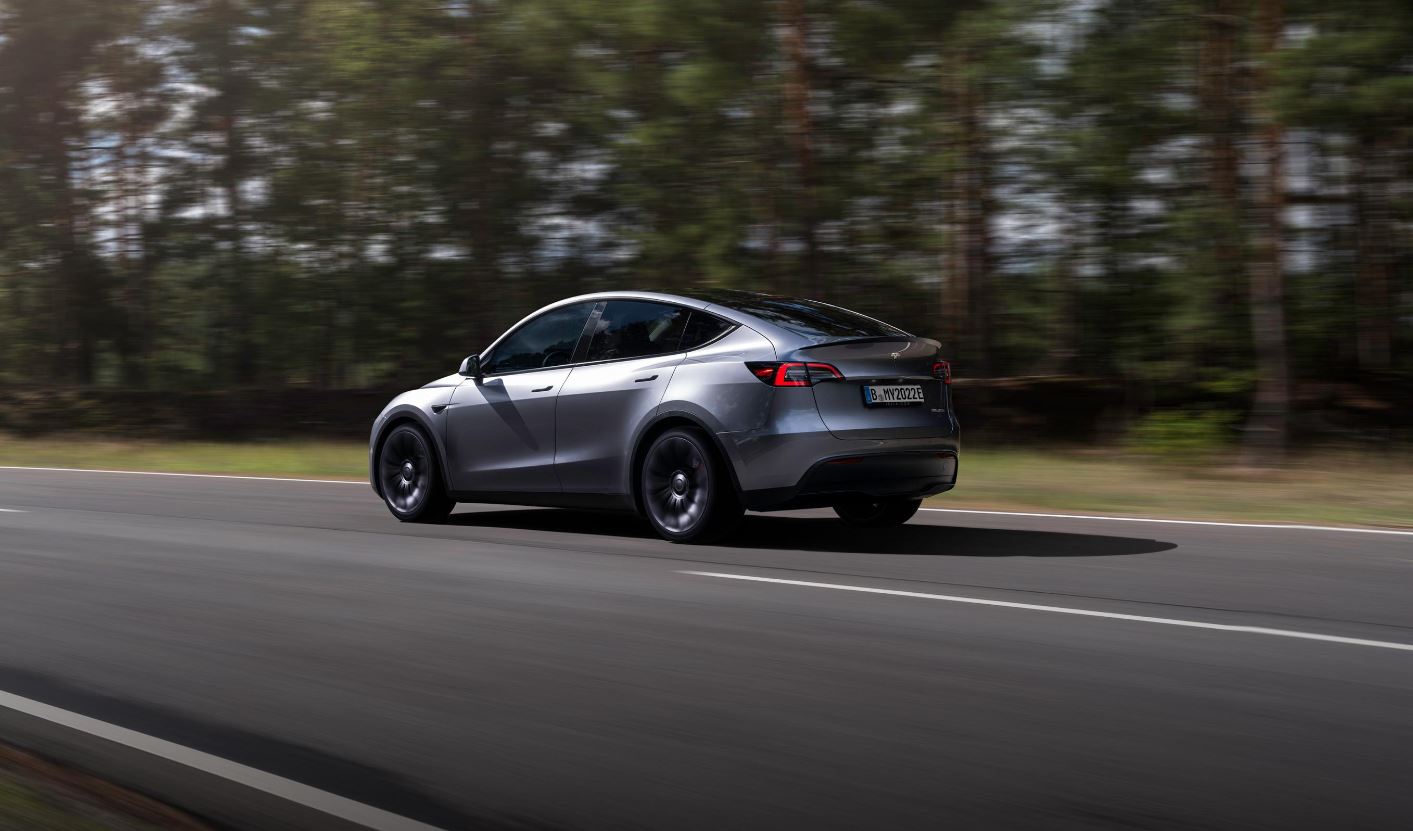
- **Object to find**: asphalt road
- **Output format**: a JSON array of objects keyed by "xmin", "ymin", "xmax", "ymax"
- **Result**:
[{"xmin": 0, "ymin": 467, "xmax": 1410, "ymax": 830}]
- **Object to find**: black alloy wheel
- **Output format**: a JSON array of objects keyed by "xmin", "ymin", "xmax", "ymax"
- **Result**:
[
  {"xmin": 641, "ymin": 427, "xmax": 742, "ymax": 543},
  {"xmin": 379, "ymin": 424, "xmax": 454, "ymax": 523},
  {"xmin": 833, "ymin": 497, "xmax": 922, "ymax": 528}
]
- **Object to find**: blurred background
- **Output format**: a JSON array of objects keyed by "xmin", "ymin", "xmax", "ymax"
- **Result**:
[
  {"xmin": 4, "ymin": 4, "xmax": 1411, "ymax": 823},
  {"xmin": 0, "ymin": 0, "xmax": 1408, "ymax": 489}
]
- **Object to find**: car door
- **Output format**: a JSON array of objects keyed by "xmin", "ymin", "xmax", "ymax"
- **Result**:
[
  {"xmin": 444, "ymin": 301, "xmax": 596, "ymax": 494},
  {"xmin": 554, "ymin": 300, "xmax": 691, "ymax": 495}
]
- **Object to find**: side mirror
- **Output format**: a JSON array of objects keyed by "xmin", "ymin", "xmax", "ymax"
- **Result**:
[{"xmin": 458, "ymin": 354, "xmax": 482, "ymax": 379}]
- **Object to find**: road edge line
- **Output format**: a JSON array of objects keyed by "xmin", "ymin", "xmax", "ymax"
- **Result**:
[
  {"xmin": 920, "ymin": 507, "xmax": 1413, "ymax": 537},
  {"xmin": 0, "ymin": 690, "xmax": 444, "ymax": 831},
  {"xmin": 0, "ymin": 466, "xmax": 364, "ymax": 485},
  {"xmin": 2, "ymin": 465, "xmax": 1408, "ymax": 536}
]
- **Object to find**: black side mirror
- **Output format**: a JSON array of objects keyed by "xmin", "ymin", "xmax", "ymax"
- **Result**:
[{"xmin": 458, "ymin": 354, "xmax": 482, "ymax": 379}]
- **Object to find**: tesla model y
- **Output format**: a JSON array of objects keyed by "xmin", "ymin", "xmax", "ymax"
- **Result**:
[{"xmin": 371, "ymin": 290, "xmax": 959, "ymax": 542}]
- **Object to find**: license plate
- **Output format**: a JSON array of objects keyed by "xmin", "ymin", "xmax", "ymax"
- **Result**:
[{"xmin": 862, "ymin": 384, "xmax": 925, "ymax": 406}]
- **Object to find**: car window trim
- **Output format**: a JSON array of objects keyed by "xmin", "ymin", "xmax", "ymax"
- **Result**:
[
  {"xmin": 581, "ymin": 298, "xmax": 694, "ymax": 365},
  {"xmin": 477, "ymin": 298, "xmax": 738, "ymax": 377},
  {"xmin": 567, "ymin": 315, "xmax": 738, "ymax": 369},
  {"xmin": 678, "ymin": 310, "xmax": 739, "ymax": 353},
  {"xmin": 479, "ymin": 300, "xmax": 599, "ymax": 378},
  {"xmin": 571, "ymin": 301, "xmax": 607, "ymax": 364}
]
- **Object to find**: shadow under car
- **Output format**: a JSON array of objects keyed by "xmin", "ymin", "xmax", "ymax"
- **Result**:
[{"xmin": 446, "ymin": 508, "xmax": 1177, "ymax": 558}]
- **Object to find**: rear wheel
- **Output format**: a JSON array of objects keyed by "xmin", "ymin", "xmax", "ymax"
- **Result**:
[
  {"xmin": 378, "ymin": 424, "xmax": 454, "ymax": 523},
  {"xmin": 833, "ymin": 497, "xmax": 922, "ymax": 528},
  {"xmin": 640, "ymin": 428, "xmax": 742, "ymax": 543}
]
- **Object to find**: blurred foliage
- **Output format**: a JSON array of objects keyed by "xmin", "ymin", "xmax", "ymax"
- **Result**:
[
  {"xmin": 1124, "ymin": 408, "xmax": 1241, "ymax": 458},
  {"xmin": 0, "ymin": 0, "xmax": 1408, "ymax": 449}
]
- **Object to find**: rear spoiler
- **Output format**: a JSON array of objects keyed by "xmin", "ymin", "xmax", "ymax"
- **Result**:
[{"xmin": 794, "ymin": 335, "xmax": 916, "ymax": 350}]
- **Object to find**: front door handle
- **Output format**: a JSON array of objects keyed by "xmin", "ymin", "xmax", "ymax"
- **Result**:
[
  {"xmin": 532, "ymin": 385, "xmax": 554, "ymax": 393},
  {"xmin": 634, "ymin": 374, "xmax": 659, "ymax": 383}
]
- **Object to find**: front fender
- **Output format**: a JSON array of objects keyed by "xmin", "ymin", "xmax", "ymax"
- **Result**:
[{"xmin": 369, "ymin": 382, "xmax": 461, "ymax": 495}]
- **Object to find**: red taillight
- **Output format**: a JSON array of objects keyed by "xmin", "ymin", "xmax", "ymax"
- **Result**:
[
  {"xmin": 932, "ymin": 361, "xmax": 952, "ymax": 385},
  {"xmin": 745, "ymin": 362, "xmax": 843, "ymax": 387}
]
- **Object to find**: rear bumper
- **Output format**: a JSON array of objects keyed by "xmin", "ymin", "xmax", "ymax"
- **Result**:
[
  {"xmin": 740, "ymin": 450, "xmax": 958, "ymax": 511},
  {"xmin": 715, "ymin": 392, "xmax": 958, "ymax": 498}
]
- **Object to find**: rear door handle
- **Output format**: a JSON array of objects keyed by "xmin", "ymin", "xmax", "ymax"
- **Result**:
[
  {"xmin": 532, "ymin": 385, "xmax": 554, "ymax": 393},
  {"xmin": 634, "ymin": 374, "xmax": 659, "ymax": 383}
]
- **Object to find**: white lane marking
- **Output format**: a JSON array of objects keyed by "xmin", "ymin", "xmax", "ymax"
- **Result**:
[
  {"xmin": 682, "ymin": 571, "xmax": 1413, "ymax": 653},
  {"xmin": 0, "ymin": 689, "xmax": 444, "ymax": 831},
  {"xmin": 920, "ymin": 507, "xmax": 1413, "ymax": 537},
  {"xmin": 0, "ymin": 466, "xmax": 363, "ymax": 485},
  {"xmin": 0, "ymin": 508, "xmax": 26, "ymax": 513}
]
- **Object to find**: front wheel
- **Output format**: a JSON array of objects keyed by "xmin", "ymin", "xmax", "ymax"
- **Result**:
[
  {"xmin": 833, "ymin": 497, "xmax": 922, "ymax": 528},
  {"xmin": 640, "ymin": 428, "xmax": 742, "ymax": 543},
  {"xmin": 378, "ymin": 424, "xmax": 454, "ymax": 523}
]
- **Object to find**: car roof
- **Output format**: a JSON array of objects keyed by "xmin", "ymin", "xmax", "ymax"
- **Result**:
[
  {"xmin": 534, "ymin": 289, "xmax": 806, "ymax": 342},
  {"xmin": 518, "ymin": 288, "xmax": 908, "ymax": 351},
  {"xmin": 542, "ymin": 288, "xmax": 773, "ymax": 308}
]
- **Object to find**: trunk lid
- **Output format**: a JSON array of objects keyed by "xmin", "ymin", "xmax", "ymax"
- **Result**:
[{"xmin": 797, "ymin": 336, "xmax": 954, "ymax": 440}]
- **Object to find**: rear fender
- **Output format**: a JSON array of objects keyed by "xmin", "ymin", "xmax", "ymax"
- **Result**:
[{"xmin": 628, "ymin": 409, "xmax": 747, "ymax": 514}]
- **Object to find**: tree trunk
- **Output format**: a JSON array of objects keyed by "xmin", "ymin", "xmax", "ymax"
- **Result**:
[
  {"xmin": 1047, "ymin": 236, "xmax": 1079, "ymax": 375},
  {"xmin": 943, "ymin": 188, "xmax": 967, "ymax": 363},
  {"xmin": 780, "ymin": 0, "xmax": 819, "ymax": 299},
  {"xmin": 1243, "ymin": 0, "xmax": 1290, "ymax": 464},
  {"xmin": 220, "ymin": 90, "xmax": 253, "ymax": 385},
  {"xmin": 1353, "ymin": 134, "xmax": 1395, "ymax": 372},
  {"xmin": 119, "ymin": 97, "xmax": 152, "ymax": 388},
  {"xmin": 49, "ymin": 97, "xmax": 97, "ymax": 384},
  {"xmin": 454, "ymin": 0, "xmax": 494, "ymax": 353},
  {"xmin": 1199, "ymin": 0, "xmax": 1240, "ymax": 208},
  {"xmin": 948, "ymin": 47, "xmax": 991, "ymax": 377},
  {"xmin": 1198, "ymin": 0, "xmax": 1244, "ymax": 364}
]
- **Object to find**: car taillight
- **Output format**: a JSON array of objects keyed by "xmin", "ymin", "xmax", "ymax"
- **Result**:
[
  {"xmin": 745, "ymin": 362, "xmax": 843, "ymax": 387},
  {"xmin": 932, "ymin": 361, "xmax": 952, "ymax": 385}
]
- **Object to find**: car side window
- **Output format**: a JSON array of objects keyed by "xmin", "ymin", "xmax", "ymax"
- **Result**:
[
  {"xmin": 482, "ymin": 302, "xmax": 595, "ymax": 375},
  {"xmin": 584, "ymin": 301, "xmax": 690, "ymax": 363},
  {"xmin": 679, "ymin": 311, "xmax": 735, "ymax": 351}
]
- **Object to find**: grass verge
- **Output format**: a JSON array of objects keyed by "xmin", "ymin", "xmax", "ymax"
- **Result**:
[
  {"xmin": 0, "ymin": 436, "xmax": 1408, "ymax": 529},
  {"xmin": 0, "ymin": 437, "xmax": 365, "ymax": 480},
  {"xmin": 0, "ymin": 744, "xmax": 211, "ymax": 831},
  {"xmin": 931, "ymin": 448, "xmax": 1412, "ymax": 529}
]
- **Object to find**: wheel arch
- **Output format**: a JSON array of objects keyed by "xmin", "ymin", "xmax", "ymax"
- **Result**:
[
  {"xmin": 628, "ymin": 412, "xmax": 743, "ymax": 516},
  {"xmin": 371, "ymin": 409, "xmax": 452, "ymax": 497}
]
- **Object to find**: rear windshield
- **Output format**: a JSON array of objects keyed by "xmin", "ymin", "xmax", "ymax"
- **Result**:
[{"xmin": 713, "ymin": 296, "xmax": 906, "ymax": 341}]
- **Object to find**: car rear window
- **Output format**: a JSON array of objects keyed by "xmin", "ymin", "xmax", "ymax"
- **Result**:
[
  {"xmin": 712, "ymin": 296, "xmax": 905, "ymax": 341},
  {"xmin": 679, "ymin": 311, "xmax": 735, "ymax": 351}
]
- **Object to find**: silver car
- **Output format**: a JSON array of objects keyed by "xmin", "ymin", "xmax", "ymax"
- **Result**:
[{"xmin": 370, "ymin": 290, "xmax": 959, "ymax": 542}]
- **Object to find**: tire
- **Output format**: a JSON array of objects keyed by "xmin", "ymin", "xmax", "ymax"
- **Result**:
[
  {"xmin": 640, "ymin": 427, "xmax": 743, "ymax": 543},
  {"xmin": 832, "ymin": 497, "xmax": 922, "ymax": 528},
  {"xmin": 378, "ymin": 424, "xmax": 454, "ymax": 523}
]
